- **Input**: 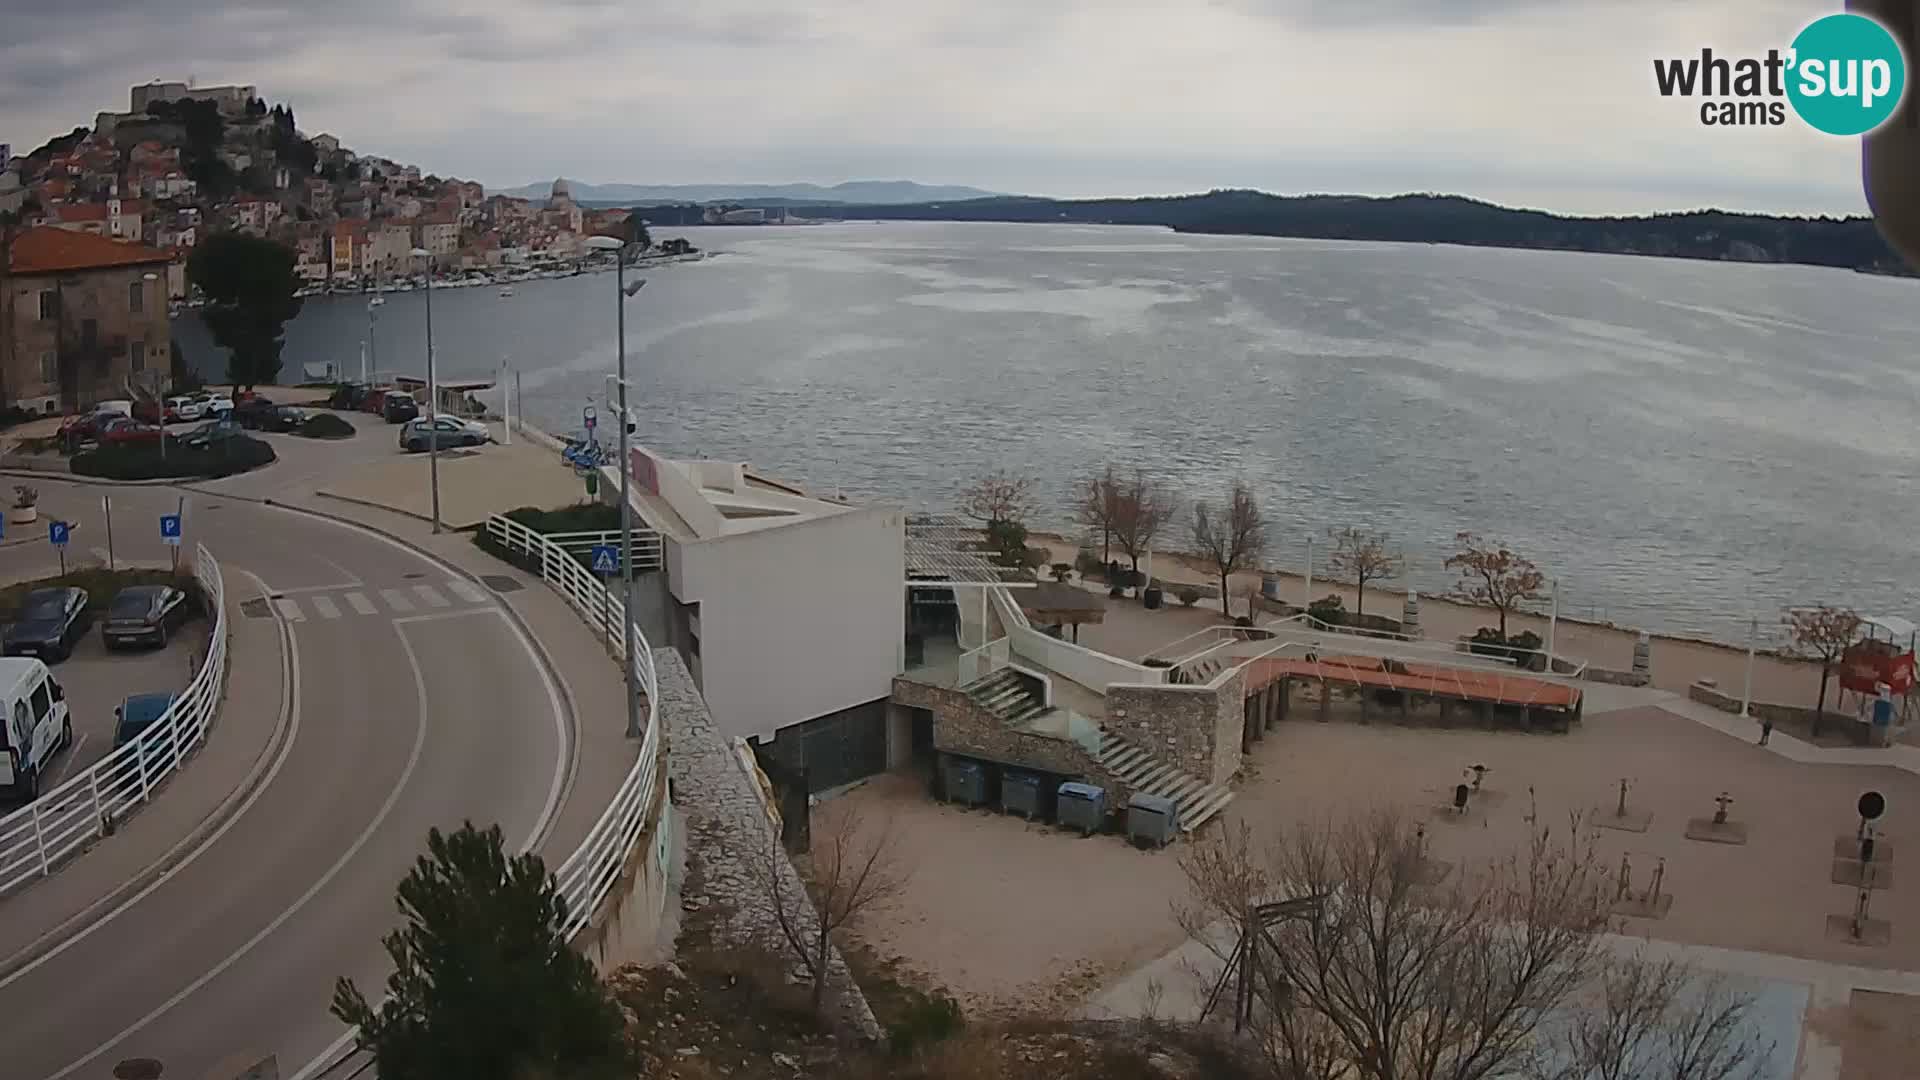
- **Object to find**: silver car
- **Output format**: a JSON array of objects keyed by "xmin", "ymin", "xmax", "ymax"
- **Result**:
[{"xmin": 399, "ymin": 416, "xmax": 491, "ymax": 452}]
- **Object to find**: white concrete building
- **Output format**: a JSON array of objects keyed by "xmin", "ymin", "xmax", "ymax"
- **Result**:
[{"xmin": 605, "ymin": 445, "xmax": 905, "ymax": 789}]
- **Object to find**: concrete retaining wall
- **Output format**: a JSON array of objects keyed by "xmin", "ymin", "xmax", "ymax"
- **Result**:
[
  {"xmin": 894, "ymin": 676, "xmax": 1099, "ymax": 778},
  {"xmin": 1688, "ymin": 680, "xmax": 1822, "ymax": 729},
  {"xmin": 577, "ymin": 790, "xmax": 679, "ymax": 974},
  {"xmin": 1106, "ymin": 666, "xmax": 1246, "ymax": 787}
]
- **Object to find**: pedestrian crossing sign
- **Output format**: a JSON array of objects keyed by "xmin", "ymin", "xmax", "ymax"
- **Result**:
[{"xmin": 590, "ymin": 544, "xmax": 619, "ymax": 575}]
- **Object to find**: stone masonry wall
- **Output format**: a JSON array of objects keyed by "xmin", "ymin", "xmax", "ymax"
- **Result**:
[
  {"xmin": 892, "ymin": 676, "xmax": 1098, "ymax": 777},
  {"xmin": 1105, "ymin": 669, "xmax": 1246, "ymax": 787},
  {"xmin": 659, "ymin": 650, "xmax": 882, "ymax": 1040}
]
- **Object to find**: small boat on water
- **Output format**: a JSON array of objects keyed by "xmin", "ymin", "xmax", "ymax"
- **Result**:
[{"xmin": 498, "ymin": 286, "xmax": 515, "ymax": 298}]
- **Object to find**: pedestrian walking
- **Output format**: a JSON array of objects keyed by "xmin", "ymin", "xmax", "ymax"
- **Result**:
[{"xmin": 1759, "ymin": 717, "xmax": 1773, "ymax": 746}]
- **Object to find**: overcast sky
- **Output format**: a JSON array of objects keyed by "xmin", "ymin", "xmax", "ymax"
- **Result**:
[{"xmin": 0, "ymin": 0, "xmax": 1876, "ymax": 215}]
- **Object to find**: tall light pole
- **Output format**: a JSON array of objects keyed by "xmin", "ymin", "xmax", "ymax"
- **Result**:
[
  {"xmin": 586, "ymin": 234, "xmax": 647, "ymax": 738},
  {"xmin": 411, "ymin": 248, "xmax": 441, "ymax": 533}
]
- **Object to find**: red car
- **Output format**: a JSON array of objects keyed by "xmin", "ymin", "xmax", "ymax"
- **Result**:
[{"xmin": 98, "ymin": 417, "xmax": 164, "ymax": 446}]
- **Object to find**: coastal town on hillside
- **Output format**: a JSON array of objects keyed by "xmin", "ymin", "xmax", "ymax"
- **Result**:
[{"xmin": 0, "ymin": 79, "xmax": 663, "ymax": 301}]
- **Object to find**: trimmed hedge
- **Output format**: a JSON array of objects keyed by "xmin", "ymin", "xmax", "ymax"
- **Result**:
[
  {"xmin": 297, "ymin": 412, "xmax": 356, "ymax": 439},
  {"xmin": 71, "ymin": 435, "xmax": 277, "ymax": 480}
]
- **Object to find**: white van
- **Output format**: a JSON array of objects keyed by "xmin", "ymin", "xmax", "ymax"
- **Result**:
[{"xmin": 0, "ymin": 658, "xmax": 72, "ymax": 804}]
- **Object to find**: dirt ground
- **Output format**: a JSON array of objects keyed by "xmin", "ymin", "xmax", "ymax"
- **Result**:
[
  {"xmin": 830, "ymin": 703, "xmax": 1920, "ymax": 1015},
  {"xmin": 1807, "ymin": 990, "xmax": 1920, "ymax": 1080}
]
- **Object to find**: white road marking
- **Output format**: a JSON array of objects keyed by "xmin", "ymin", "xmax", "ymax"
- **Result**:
[
  {"xmin": 344, "ymin": 592, "xmax": 377, "ymax": 616},
  {"xmin": 272, "ymin": 583, "xmax": 367, "ymax": 596},
  {"xmin": 378, "ymin": 588, "xmax": 414, "ymax": 613},
  {"xmin": 272, "ymin": 597, "xmax": 304, "ymax": 622},
  {"xmin": 309, "ymin": 595, "xmax": 341, "ymax": 620},
  {"xmin": 446, "ymin": 578, "xmax": 487, "ymax": 604},
  {"xmin": 412, "ymin": 584, "xmax": 451, "ymax": 609},
  {"xmin": 45, "ymin": 599, "xmax": 431, "ymax": 1080},
  {"xmin": 391, "ymin": 608, "xmax": 499, "ymax": 626}
]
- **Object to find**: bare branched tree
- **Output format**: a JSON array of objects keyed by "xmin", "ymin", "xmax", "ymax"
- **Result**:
[
  {"xmin": 1077, "ymin": 464, "xmax": 1122, "ymax": 566},
  {"xmin": 1445, "ymin": 531, "xmax": 1547, "ymax": 639},
  {"xmin": 1111, "ymin": 468, "xmax": 1178, "ymax": 584},
  {"xmin": 1782, "ymin": 605, "xmax": 1862, "ymax": 735},
  {"xmin": 1529, "ymin": 951, "xmax": 1770, "ymax": 1080},
  {"xmin": 743, "ymin": 801, "xmax": 908, "ymax": 1018},
  {"xmin": 1326, "ymin": 526, "xmax": 1402, "ymax": 617},
  {"xmin": 959, "ymin": 470, "xmax": 1034, "ymax": 528},
  {"xmin": 1191, "ymin": 481, "xmax": 1267, "ymax": 617}
]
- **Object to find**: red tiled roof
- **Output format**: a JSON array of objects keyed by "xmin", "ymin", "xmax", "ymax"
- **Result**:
[
  {"xmin": 53, "ymin": 203, "xmax": 109, "ymax": 222},
  {"xmin": 6, "ymin": 226, "xmax": 174, "ymax": 274}
]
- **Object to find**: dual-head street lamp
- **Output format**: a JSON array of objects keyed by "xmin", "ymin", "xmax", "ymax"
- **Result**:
[{"xmin": 585, "ymin": 233, "xmax": 649, "ymax": 739}]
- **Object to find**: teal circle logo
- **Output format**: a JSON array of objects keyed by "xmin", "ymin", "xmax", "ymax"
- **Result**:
[{"xmin": 1786, "ymin": 13, "xmax": 1907, "ymax": 136}]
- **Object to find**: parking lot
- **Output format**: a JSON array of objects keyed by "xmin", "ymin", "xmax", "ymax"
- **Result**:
[{"xmin": 9, "ymin": 606, "xmax": 208, "ymax": 793}]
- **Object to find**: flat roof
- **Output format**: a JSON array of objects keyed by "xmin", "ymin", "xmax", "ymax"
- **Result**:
[{"xmin": 906, "ymin": 514, "xmax": 1020, "ymax": 586}]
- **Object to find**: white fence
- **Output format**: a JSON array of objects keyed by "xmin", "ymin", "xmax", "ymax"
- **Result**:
[
  {"xmin": 989, "ymin": 586, "xmax": 1168, "ymax": 692},
  {"xmin": 484, "ymin": 513, "xmax": 662, "ymax": 939},
  {"xmin": 956, "ymin": 637, "xmax": 1010, "ymax": 687},
  {"xmin": 541, "ymin": 528, "xmax": 664, "ymax": 574},
  {"xmin": 0, "ymin": 543, "xmax": 227, "ymax": 896}
]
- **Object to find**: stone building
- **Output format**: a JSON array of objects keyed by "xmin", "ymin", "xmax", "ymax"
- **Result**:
[{"xmin": 1, "ymin": 226, "xmax": 173, "ymax": 412}]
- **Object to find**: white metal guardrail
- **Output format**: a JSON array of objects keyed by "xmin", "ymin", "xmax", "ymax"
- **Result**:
[
  {"xmin": 540, "ymin": 528, "xmax": 664, "ymax": 573},
  {"xmin": 484, "ymin": 513, "xmax": 660, "ymax": 939},
  {"xmin": 0, "ymin": 542, "xmax": 227, "ymax": 895}
]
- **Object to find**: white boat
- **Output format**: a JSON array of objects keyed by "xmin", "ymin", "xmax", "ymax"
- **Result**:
[{"xmin": 498, "ymin": 285, "xmax": 515, "ymax": 298}]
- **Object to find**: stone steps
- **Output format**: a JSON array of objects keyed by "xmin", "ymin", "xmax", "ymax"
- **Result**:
[
  {"xmin": 965, "ymin": 667, "xmax": 1052, "ymax": 727},
  {"xmin": 1096, "ymin": 731, "xmax": 1235, "ymax": 832}
]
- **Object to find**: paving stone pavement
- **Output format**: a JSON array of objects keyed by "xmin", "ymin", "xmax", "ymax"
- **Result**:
[{"xmin": 654, "ymin": 650, "xmax": 882, "ymax": 1040}]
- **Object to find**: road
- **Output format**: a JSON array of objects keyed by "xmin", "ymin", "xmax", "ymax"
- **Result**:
[{"xmin": 0, "ymin": 480, "xmax": 573, "ymax": 1079}]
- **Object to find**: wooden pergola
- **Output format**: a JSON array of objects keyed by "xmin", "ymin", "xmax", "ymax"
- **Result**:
[{"xmin": 1019, "ymin": 581, "xmax": 1106, "ymax": 643}]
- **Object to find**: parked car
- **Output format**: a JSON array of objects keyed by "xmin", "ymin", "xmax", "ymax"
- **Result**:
[
  {"xmin": 102, "ymin": 584, "xmax": 193, "ymax": 649},
  {"xmin": 165, "ymin": 395, "xmax": 206, "ymax": 423},
  {"xmin": 383, "ymin": 393, "xmax": 421, "ymax": 423},
  {"xmin": 400, "ymin": 415, "xmax": 490, "ymax": 452},
  {"xmin": 3, "ymin": 587, "xmax": 91, "ymax": 662},
  {"xmin": 231, "ymin": 397, "xmax": 280, "ymax": 429},
  {"xmin": 57, "ymin": 413, "xmax": 105, "ymax": 443},
  {"xmin": 98, "ymin": 416, "xmax": 165, "ymax": 446},
  {"xmin": 112, "ymin": 692, "xmax": 176, "ymax": 750},
  {"xmin": 328, "ymin": 383, "xmax": 371, "ymax": 410},
  {"xmin": 93, "ymin": 399, "xmax": 134, "ymax": 419},
  {"xmin": 177, "ymin": 417, "xmax": 244, "ymax": 449},
  {"xmin": 257, "ymin": 405, "xmax": 308, "ymax": 433},
  {"xmin": 0, "ymin": 658, "xmax": 72, "ymax": 804},
  {"xmin": 202, "ymin": 394, "xmax": 236, "ymax": 417}
]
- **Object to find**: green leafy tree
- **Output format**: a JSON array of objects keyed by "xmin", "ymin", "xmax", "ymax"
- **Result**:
[
  {"xmin": 187, "ymin": 233, "xmax": 303, "ymax": 390},
  {"xmin": 625, "ymin": 214, "xmax": 651, "ymax": 251},
  {"xmin": 331, "ymin": 822, "xmax": 633, "ymax": 1080}
]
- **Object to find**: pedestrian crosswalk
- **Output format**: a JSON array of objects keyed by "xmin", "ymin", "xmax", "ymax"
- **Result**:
[{"xmin": 269, "ymin": 581, "xmax": 493, "ymax": 623}]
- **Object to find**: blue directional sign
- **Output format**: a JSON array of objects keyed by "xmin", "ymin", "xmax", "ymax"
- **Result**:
[
  {"xmin": 160, "ymin": 514, "xmax": 183, "ymax": 546},
  {"xmin": 48, "ymin": 521, "xmax": 70, "ymax": 548},
  {"xmin": 589, "ymin": 544, "xmax": 619, "ymax": 575}
]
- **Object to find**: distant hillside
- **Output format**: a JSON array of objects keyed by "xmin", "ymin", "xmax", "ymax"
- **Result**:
[
  {"xmin": 760, "ymin": 190, "xmax": 1909, "ymax": 275},
  {"xmin": 493, "ymin": 179, "xmax": 1007, "ymax": 205}
]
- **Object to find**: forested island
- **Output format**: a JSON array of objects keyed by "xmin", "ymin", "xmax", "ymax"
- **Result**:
[{"xmin": 629, "ymin": 190, "xmax": 1913, "ymax": 275}]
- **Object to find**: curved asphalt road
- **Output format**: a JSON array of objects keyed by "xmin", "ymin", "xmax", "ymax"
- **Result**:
[{"xmin": 0, "ymin": 484, "xmax": 572, "ymax": 1079}]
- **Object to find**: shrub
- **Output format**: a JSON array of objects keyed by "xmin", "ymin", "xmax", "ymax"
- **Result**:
[
  {"xmin": 1178, "ymin": 585, "xmax": 1201, "ymax": 606},
  {"xmin": 1467, "ymin": 626, "xmax": 1509, "ymax": 657},
  {"xmin": 1074, "ymin": 550, "xmax": 1102, "ymax": 579},
  {"xmin": 71, "ymin": 435, "xmax": 276, "ymax": 480},
  {"xmin": 984, "ymin": 520, "xmax": 1028, "ymax": 567},
  {"xmin": 1020, "ymin": 545, "xmax": 1049, "ymax": 572},
  {"xmin": 1308, "ymin": 594, "xmax": 1346, "ymax": 626},
  {"xmin": 886, "ymin": 989, "xmax": 965, "ymax": 1056},
  {"xmin": 297, "ymin": 411, "xmax": 355, "ymax": 439}
]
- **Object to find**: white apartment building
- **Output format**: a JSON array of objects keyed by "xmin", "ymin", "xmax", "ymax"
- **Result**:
[{"xmin": 601, "ymin": 445, "xmax": 906, "ymax": 790}]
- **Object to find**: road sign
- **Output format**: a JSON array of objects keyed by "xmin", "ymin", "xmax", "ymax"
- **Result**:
[
  {"xmin": 160, "ymin": 514, "xmax": 183, "ymax": 547},
  {"xmin": 589, "ymin": 544, "xmax": 619, "ymax": 575},
  {"xmin": 583, "ymin": 405, "xmax": 597, "ymax": 432},
  {"xmin": 48, "ymin": 521, "xmax": 69, "ymax": 548}
]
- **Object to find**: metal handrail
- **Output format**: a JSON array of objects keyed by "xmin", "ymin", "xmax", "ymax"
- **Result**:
[
  {"xmin": 483, "ymin": 513, "xmax": 662, "ymax": 938},
  {"xmin": 0, "ymin": 543, "xmax": 227, "ymax": 895}
]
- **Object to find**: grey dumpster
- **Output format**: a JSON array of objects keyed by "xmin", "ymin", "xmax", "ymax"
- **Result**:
[
  {"xmin": 945, "ymin": 758, "xmax": 989, "ymax": 807},
  {"xmin": 1002, "ymin": 771, "xmax": 1043, "ymax": 819},
  {"xmin": 1057, "ymin": 781, "xmax": 1106, "ymax": 836},
  {"xmin": 1128, "ymin": 792, "xmax": 1180, "ymax": 848}
]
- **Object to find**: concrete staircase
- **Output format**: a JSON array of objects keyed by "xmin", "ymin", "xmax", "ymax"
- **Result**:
[
  {"xmin": 1097, "ymin": 731, "xmax": 1236, "ymax": 832},
  {"xmin": 1174, "ymin": 657, "xmax": 1226, "ymax": 685},
  {"xmin": 965, "ymin": 668, "xmax": 1052, "ymax": 727}
]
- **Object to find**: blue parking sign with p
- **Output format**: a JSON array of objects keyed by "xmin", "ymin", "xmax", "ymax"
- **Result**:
[
  {"xmin": 590, "ymin": 544, "xmax": 619, "ymax": 575},
  {"xmin": 160, "ymin": 514, "xmax": 183, "ymax": 546},
  {"xmin": 48, "ymin": 521, "xmax": 69, "ymax": 547}
]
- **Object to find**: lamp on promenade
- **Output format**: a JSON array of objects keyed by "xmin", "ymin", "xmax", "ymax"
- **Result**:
[
  {"xmin": 410, "ymin": 247, "xmax": 441, "ymax": 533},
  {"xmin": 586, "ymin": 233, "xmax": 648, "ymax": 739}
]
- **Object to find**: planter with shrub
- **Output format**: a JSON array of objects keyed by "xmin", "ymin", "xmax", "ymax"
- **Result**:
[
  {"xmin": 1307, "ymin": 594, "xmax": 1347, "ymax": 627},
  {"xmin": 1050, "ymin": 562, "xmax": 1073, "ymax": 582},
  {"xmin": 10, "ymin": 485, "xmax": 39, "ymax": 525},
  {"xmin": 297, "ymin": 412, "xmax": 356, "ymax": 439},
  {"xmin": 71, "ymin": 435, "xmax": 277, "ymax": 481},
  {"xmin": 1074, "ymin": 550, "xmax": 1103, "ymax": 580},
  {"xmin": 1177, "ymin": 586, "xmax": 1201, "ymax": 607}
]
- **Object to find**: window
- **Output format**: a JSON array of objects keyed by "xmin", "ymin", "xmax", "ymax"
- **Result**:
[
  {"xmin": 130, "ymin": 338, "xmax": 146, "ymax": 372},
  {"xmin": 38, "ymin": 291, "xmax": 58, "ymax": 320},
  {"xmin": 39, "ymin": 352, "xmax": 56, "ymax": 385},
  {"xmin": 9, "ymin": 701, "xmax": 27, "ymax": 750},
  {"xmin": 129, "ymin": 280, "xmax": 144, "ymax": 313},
  {"xmin": 29, "ymin": 680, "xmax": 51, "ymax": 722}
]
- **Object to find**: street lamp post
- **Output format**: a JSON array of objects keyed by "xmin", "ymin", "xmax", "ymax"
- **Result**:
[
  {"xmin": 586, "ymin": 234, "xmax": 647, "ymax": 738},
  {"xmin": 410, "ymin": 248, "xmax": 441, "ymax": 533}
]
